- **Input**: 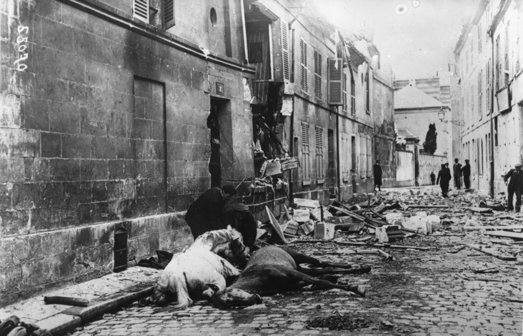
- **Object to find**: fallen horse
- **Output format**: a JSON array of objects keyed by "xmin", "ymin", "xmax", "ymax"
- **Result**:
[
  {"xmin": 212, "ymin": 246, "xmax": 369, "ymax": 309},
  {"xmin": 151, "ymin": 227, "xmax": 249, "ymax": 308}
]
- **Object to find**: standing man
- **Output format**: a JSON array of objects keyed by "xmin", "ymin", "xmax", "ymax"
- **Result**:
[
  {"xmin": 453, "ymin": 158, "xmax": 462, "ymax": 190},
  {"xmin": 373, "ymin": 160, "xmax": 383, "ymax": 192},
  {"xmin": 503, "ymin": 163, "xmax": 523, "ymax": 212},
  {"xmin": 185, "ymin": 185, "xmax": 236, "ymax": 239},
  {"xmin": 436, "ymin": 163, "xmax": 451, "ymax": 197},
  {"xmin": 462, "ymin": 159, "xmax": 471, "ymax": 189}
]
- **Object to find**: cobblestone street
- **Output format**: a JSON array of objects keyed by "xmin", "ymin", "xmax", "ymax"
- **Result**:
[{"xmin": 68, "ymin": 190, "xmax": 523, "ymax": 336}]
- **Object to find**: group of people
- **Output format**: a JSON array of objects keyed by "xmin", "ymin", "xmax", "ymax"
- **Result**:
[
  {"xmin": 430, "ymin": 158, "xmax": 471, "ymax": 197},
  {"xmin": 431, "ymin": 158, "xmax": 523, "ymax": 212}
]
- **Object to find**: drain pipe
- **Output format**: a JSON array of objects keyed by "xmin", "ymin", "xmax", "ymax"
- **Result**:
[
  {"xmin": 488, "ymin": 29, "xmax": 495, "ymax": 199},
  {"xmin": 240, "ymin": 0, "xmax": 249, "ymax": 63}
]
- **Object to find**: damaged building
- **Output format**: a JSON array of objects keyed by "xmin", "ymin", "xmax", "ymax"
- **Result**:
[{"xmin": 0, "ymin": 0, "xmax": 396, "ymax": 305}]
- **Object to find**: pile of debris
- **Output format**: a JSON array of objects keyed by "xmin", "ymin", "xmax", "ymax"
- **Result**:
[{"xmin": 258, "ymin": 194, "xmax": 445, "ymax": 245}]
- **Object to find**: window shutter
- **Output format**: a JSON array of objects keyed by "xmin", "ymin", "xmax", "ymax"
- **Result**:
[
  {"xmin": 328, "ymin": 58, "xmax": 343, "ymax": 105},
  {"xmin": 133, "ymin": 0, "xmax": 149, "ymax": 23},
  {"xmin": 163, "ymin": 0, "xmax": 175, "ymax": 28},
  {"xmin": 300, "ymin": 40, "xmax": 308, "ymax": 92},
  {"xmin": 281, "ymin": 21, "xmax": 290, "ymax": 81}
]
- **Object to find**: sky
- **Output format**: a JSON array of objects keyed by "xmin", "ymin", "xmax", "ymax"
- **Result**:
[{"xmin": 310, "ymin": 0, "xmax": 479, "ymax": 80}]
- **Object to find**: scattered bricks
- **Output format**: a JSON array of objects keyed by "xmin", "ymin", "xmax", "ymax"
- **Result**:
[{"xmin": 40, "ymin": 132, "xmax": 61, "ymax": 158}]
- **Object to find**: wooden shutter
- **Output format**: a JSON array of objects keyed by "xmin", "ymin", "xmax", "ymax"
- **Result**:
[
  {"xmin": 300, "ymin": 40, "xmax": 308, "ymax": 92},
  {"xmin": 281, "ymin": 21, "xmax": 290, "ymax": 81},
  {"xmin": 314, "ymin": 51, "xmax": 322, "ymax": 99},
  {"xmin": 328, "ymin": 58, "xmax": 343, "ymax": 105},
  {"xmin": 164, "ymin": 0, "xmax": 175, "ymax": 28},
  {"xmin": 133, "ymin": 0, "xmax": 149, "ymax": 23}
]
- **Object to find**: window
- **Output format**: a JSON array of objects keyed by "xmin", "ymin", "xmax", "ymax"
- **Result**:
[
  {"xmin": 350, "ymin": 70, "xmax": 355, "ymax": 115},
  {"xmin": 351, "ymin": 136, "xmax": 356, "ymax": 171},
  {"xmin": 301, "ymin": 122, "xmax": 311, "ymax": 183},
  {"xmin": 315, "ymin": 126, "xmax": 324, "ymax": 182},
  {"xmin": 163, "ymin": 0, "xmax": 175, "ymax": 28},
  {"xmin": 495, "ymin": 35, "xmax": 501, "ymax": 89},
  {"xmin": 365, "ymin": 69, "xmax": 370, "ymax": 114},
  {"xmin": 477, "ymin": 23, "xmax": 482, "ymax": 54},
  {"xmin": 478, "ymin": 71, "xmax": 483, "ymax": 117},
  {"xmin": 133, "ymin": 0, "xmax": 149, "ymax": 23},
  {"xmin": 504, "ymin": 22, "xmax": 510, "ymax": 85},
  {"xmin": 314, "ymin": 50, "xmax": 322, "ymax": 99},
  {"xmin": 486, "ymin": 61, "xmax": 491, "ymax": 113},
  {"xmin": 494, "ymin": 117, "xmax": 498, "ymax": 146},
  {"xmin": 342, "ymin": 72, "xmax": 347, "ymax": 112},
  {"xmin": 300, "ymin": 40, "xmax": 309, "ymax": 93},
  {"xmin": 210, "ymin": 8, "xmax": 217, "ymax": 26}
]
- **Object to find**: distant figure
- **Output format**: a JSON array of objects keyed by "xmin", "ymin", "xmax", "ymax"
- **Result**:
[
  {"xmin": 462, "ymin": 159, "xmax": 471, "ymax": 189},
  {"xmin": 503, "ymin": 163, "xmax": 523, "ymax": 212},
  {"xmin": 373, "ymin": 160, "xmax": 383, "ymax": 192},
  {"xmin": 453, "ymin": 158, "xmax": 462, "ymax": 190},
  {"xmin": 430, "ymin": 171, "xmax": 436, "ymax": 185},
  {"xmin": 436, "ymin": 163, "xmax": 451, "ymax": 197}
]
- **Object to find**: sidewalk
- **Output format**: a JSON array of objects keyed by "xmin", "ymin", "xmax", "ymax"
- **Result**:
[{"xmin": 0, "ymin": 267, "xmax": 160, "ymax": 336}]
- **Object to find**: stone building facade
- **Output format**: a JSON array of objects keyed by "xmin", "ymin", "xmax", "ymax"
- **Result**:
[
  {"xmin": 454, "ymin": 0, "xmax": 522, "ymax": 195},
  {"xmin": 0, "ymin": 0, "xmax": 397, "ymax": 305},
  {"xmin": 0, "ymin": 0, "xmax": 255, "ymax": 305}
]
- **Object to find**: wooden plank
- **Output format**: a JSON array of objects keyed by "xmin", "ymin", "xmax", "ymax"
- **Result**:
[
  {"xmin": 293, "ymin": 198, "xmax": 320, "ymax": 208},
  {"xmin": 464, "ymin": 226, "xmax": 523, "ymax": 231},
  {"xmin": 464, "ymin": 244, "xmax": 517, "ymax": 261},
  {"xmin": 265, "ymin": 206, "xmax": 288, "ymax": 244},
  {"xmin": 484, "ymin": 231, "xmax": 523, "ymax": 240}
]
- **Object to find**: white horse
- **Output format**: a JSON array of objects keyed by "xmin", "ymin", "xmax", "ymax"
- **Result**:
[{"xmin": 152, "ymin": 226, "xmax": 248, "ymax": 308}]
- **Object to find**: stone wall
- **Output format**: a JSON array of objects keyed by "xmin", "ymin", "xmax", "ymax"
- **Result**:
[
  {"xmin": 0, "ymin": 0, "xmax": 254, "ymax": 305},
  {"xmin": 396, "ymin": 150, "xmax": 414, "ymax": 186},
  {"xmin": 418, "ymin": 153, "xmax": 447, "ymax": 186}
]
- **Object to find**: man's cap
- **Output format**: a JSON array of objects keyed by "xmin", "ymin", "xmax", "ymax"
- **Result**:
[{"xmin": 516, "ymin": 163, "xmax": 522, "ymax": 168}]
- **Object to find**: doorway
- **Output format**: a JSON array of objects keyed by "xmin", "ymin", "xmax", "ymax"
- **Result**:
[{"xmin": 209, "ymin": 98, "xmax": 229, "ymax": 187}]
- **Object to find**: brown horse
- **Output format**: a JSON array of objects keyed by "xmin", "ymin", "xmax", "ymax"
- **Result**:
[{"xmin": 212, "ymin": 246, "xmax": 369, "ymax": 309}]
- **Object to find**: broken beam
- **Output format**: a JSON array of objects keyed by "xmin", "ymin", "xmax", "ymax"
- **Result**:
[{"xmin": 464, "ymin": 244, "xmax": 517, "ymax": 261}]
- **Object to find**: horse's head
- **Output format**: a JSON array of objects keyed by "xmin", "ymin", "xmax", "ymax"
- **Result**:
[
  {"xmin": 219, "ymin": 226, "xmax": 250, "ymax": 268},
  {"xmin": 212, "ymin": 287, "xmax": 262, "ymax": 309}
]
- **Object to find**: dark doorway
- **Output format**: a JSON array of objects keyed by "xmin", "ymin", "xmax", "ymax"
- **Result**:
[
  {"xmin": 351, "ymin": 135, "xmax": 357, "ymax": 193},
  {"xmin": 209, "ymin": 98, "xmax": 228, "ymax": 187}
]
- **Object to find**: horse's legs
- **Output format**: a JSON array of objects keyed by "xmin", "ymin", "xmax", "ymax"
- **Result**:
[
  {"xmin": 281, "ymin": 247, "xmax": 354, "ymax": 269},
  {"xmin": 282, "ymin": 268, "xmax": 366, "ymax": 297}
]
